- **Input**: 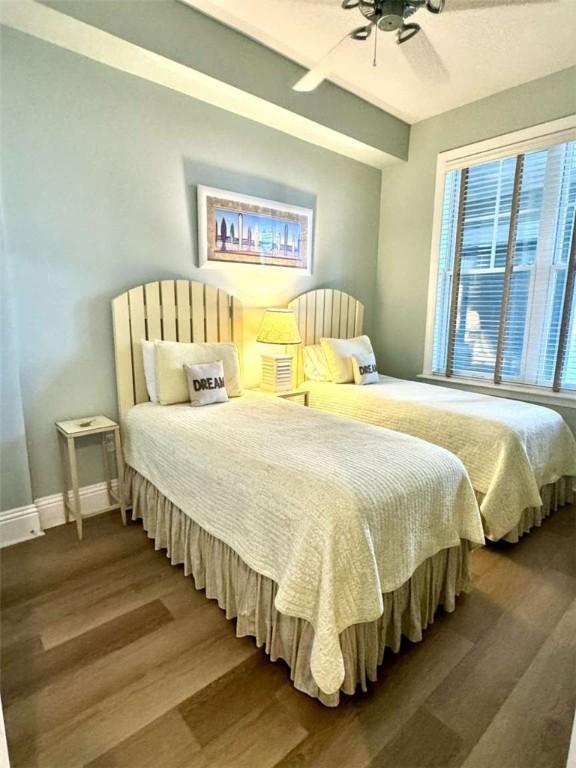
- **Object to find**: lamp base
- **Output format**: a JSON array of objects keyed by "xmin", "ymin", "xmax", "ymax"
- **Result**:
[{"xmin": 260, "ymin": 354, "xmax": 293, "ymax": 392}]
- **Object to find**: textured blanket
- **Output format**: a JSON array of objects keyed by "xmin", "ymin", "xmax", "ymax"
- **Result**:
[
  {"xmin": 124, "ymin": 393, "xmax": 483, "ymax": 695},
  {"xmin": 302, "ymin": 377, "xmax": 576, "ymax": 540}
]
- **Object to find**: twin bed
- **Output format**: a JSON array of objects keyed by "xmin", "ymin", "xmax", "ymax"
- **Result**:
[
  {"xmin": 298, "ymin": 377, "xmax": 575, "ymax": 542},
  {"xmin": 289, "ymin": 288, "xmax": 576, "ymax": 544},
  {"xmin": 112, "ymin": 279, "xmax": 575, "ymax": 706}
]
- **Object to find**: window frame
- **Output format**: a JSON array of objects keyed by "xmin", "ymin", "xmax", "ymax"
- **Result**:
[{"xmin": 422, "ymin": 115, "xmax": 576, "ymax": 407}]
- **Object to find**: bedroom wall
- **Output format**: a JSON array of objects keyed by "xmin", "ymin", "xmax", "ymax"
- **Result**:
[
  {"xmin": 42, "ymin": 0, "xmax": 410, "ymax": 160},
  {"xmin": 0, "ymin": 28, "xmax": 382, "ymax": 503},
  {"xmin": 375, "ymin": 67, "xmax": 576, "ymax": 434},
  {"xmin": 0, "ymin": 245, "xmax": 33, "ymax": 511}
]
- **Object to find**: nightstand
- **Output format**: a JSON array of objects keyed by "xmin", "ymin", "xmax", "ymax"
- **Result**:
[
  {"xmin": 252, "ymin": 389, "xmax": 309, "ymax": 407},
  {"xmin": 56, "ymin": 416, "xmax": 126, "ymax": 540}
]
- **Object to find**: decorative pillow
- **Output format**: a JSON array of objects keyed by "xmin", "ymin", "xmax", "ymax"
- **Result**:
[
  {"xmin": 155, "ymin": 340, "xmax": 242, "ymax": 405},
  {"xmin": 352, "ymin": 353, "xmax": 379, "ymax": 385},
  {"xmin": 320, "ymin": 335, "xmax": 375, "ymax": 384},
  {"xmin": 141, "ymin": 339, "xmax": 159, "ymax": 403},
  {"xmin": 303, "ymin": 344, "xmax": 332, "ymax": 382},
  {"xmin": 184, "ymin": 361, "xmax": 229, "ymax": 407}
]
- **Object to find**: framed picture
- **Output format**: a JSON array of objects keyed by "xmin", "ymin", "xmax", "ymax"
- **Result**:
[{"xmin": 197, "ymin": 186, "xmax": 313, "ymax": 274}]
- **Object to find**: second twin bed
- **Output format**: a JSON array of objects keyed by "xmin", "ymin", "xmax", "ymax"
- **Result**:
[{"xmin": 289, "ymin": 288, "xmax": 576, "ymax": 543}]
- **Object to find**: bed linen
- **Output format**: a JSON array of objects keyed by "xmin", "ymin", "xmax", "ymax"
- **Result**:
[
  {"xmin": 124, "ymin": 393, "xmax": 484, "ymax": 696},
  {"xmin": 126, "ymin": 466, "xmax": 472, "ymax": 706},
  {"xmin": 300, "ymin": 377, "xmax": 576, "ymax": 541}
]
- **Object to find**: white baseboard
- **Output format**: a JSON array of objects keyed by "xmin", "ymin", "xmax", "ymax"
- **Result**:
[
  {"xmin": 0, "ymin": 504, "xmax": 43, "ymax": 548},
  {"xmin": 35, "ymin": 480, "xmax": 120, "ymax": 530},
  {"xmin": 0, "ymin": 480, "xmax": 120, "ymax": 548}
]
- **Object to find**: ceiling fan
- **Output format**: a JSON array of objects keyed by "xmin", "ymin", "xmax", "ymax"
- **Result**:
[{"xmin": 292, "ymin": 0, "xmax": 554, "ymax": 92}]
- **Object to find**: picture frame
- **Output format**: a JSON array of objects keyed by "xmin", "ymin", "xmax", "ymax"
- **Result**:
[{"xmin": 197, "ymin": 185, "xmax": 313, "ymax": 275}]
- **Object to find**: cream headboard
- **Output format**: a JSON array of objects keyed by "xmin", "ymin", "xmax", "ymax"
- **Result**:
[
  {"xmin": 112, "ymin": 280, "xmax": 243, "ymax": 421},
  {"xmin": 287, "ymin": 289, "xmax": 364, "ymax": 384}
]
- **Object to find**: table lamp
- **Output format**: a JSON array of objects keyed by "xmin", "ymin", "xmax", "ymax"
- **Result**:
[{"xmin": 256, "ymin": 308, "xmax": 302, "ymax": 392}]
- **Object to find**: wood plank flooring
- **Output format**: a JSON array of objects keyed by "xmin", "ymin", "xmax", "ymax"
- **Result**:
[{"xmin": 1, "ymin": 504, "xmax": 574, "ymax": 768}]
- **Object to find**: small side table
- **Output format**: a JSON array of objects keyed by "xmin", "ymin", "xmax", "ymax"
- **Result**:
[
  {"xmin": 252, "ymin": 388, "xmax": 310, "ymax": 407},
  {"xmin": 56, "ymin": 416, "xmax": 126, "ymax": 540}
]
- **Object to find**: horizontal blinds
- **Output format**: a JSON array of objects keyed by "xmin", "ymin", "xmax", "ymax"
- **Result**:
[
  {"xmin": 431, "ymin": 171, "xmax": 459, "ymax": 373},
  {"xmin": 432, "ymin": 138, "xmax": 576, "ymax": 392},
  {"xmin": 445, "ymin": 168, "xmax": 468, "ymax": 377},
  {"xmin": 553, "ymin": 212, "xmax": 576, "ymax": 391},
  {"xmin": 501, "ymin": 149, "xmax": 547, "ymax": 385},
  {"xmin": 494, "ymin": 154, "xmax": 524, "ymax": 385}
]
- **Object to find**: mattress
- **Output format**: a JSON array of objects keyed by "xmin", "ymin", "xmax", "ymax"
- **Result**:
[
  {"xmin": 301, "ymin": 377, "xmax": 576, "ymax": 540},
  {"xmin": 124, "ymin": 392, "xmax": 484, "ymax": 695}
]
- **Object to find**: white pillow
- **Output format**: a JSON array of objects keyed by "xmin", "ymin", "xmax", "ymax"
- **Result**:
[
  {"xmin": 303, "ymin": 344, "xmax": 331, "ymax": 382},
  {"xmin": 184, "ymin": 361, "xmax": 229, "ymax": 407},
  {"xmin": 155, "ymin": 340, "xmax": 242, "ymax": 405},
  {"xmin": 141, "ymin": 340, "xmax": 159, "ymax": 402},
  {"xmin": 352, "ymin": 353, "xmax": 379, "ymax": 385},
  {"xmin": 320, "ymin": 335, "xmax": 374, "ymax": 384}
]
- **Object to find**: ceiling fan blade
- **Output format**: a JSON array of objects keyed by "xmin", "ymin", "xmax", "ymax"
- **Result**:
[
  {"xmin": 400, "ymin": 26, "xmax": 449, "ymax": 82},
  {"xmin": 292, "ymin": 24, "xmax": 373, "ymax": 92},
  {"xmin": 292, "ymin": 62, "xmax": 332, "ymax": 92},
  {"xmin": 443, "ymin": 0, "xmax": 556, "ymax": 11}
]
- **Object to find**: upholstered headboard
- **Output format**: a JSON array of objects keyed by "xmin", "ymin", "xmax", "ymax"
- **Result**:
[
  {"xmin": 112, "ymin": 280, "xmax": 243, "ymax": 421},
  {"xmin": 287, "ymin": 289, "xmax": 364, "ymax": 384}
]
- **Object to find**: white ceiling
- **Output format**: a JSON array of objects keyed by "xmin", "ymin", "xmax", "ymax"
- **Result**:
[{"xmin": 182, "ymin": 0, "xmax": 576, "ymax": 124}]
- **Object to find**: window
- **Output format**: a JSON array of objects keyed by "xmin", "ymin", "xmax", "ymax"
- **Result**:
[{"xmin": 429, "ymin": 136, "xmax": 576, "ymax": 394}]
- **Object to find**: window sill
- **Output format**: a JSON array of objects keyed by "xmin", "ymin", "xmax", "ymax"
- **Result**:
[{"xmin": 417, "ymin": 374, "xmax": 576, "ymax": 410}]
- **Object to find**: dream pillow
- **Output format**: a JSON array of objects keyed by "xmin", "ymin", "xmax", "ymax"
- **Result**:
[
  {"xmin": 184, "ymin": 361, "xmax": 229, "ymax": 406},
  {"xmin": 352, "ymin": 353, "xmax": 379, "ymax": 385},
  {"xmin": 320, "ymin": 335, "xmax": 375, "ymax": 384},
  {"xmin": 155, "ymin": 340, "xmax": 242, "ymax": 405},
  {"xmin": 303, "ymin": 344, "xmax": 331, "ymax": 382}
]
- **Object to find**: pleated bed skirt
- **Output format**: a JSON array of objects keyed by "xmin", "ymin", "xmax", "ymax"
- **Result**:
[
  {"xmin": 480, "ymin": 476, "xmax": 573, "ymax": 543},
  {"xmin": 126, "ymin": 466, "xmax": 472, "ymax": 706}
]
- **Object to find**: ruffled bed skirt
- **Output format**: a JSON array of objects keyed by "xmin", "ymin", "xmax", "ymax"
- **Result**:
[
  {"xmin": 125, "ymin": 466, "xmax": 472, "ymax": 706},
  {"xmin": 479, "ymin": 476, "xmax": 574, "ymax": 543}
]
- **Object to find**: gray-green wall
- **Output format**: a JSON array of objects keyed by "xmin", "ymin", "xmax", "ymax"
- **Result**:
[
  {"xmin": 376, "ymin": 67, "xmax": 576, "ymax": 433},
  {"xmin": 0, "ymin": 241, "xmax": 33, "ymax": 511},
  {"xmin": 42, "ymin": 0, "xmax": 409, "ymax": 160},
  {"xmin": 0, "ymin": 28, "xmax": 381, "ymax": 506},
  {"xmin": 2, "ymin": 27, "xmax": 574, "ymax": 510}
]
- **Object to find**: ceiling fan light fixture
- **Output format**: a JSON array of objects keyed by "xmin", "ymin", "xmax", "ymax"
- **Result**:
[
  {"xmin": 397, "ymin": 21, "xmax": 421, "ymax": 43},
  {"xmin": 426, "ymin": 0, "xmax": 445, "ymax": 13},
  {"xmin": 377, "ymin": 14, "xmax": 404, "ymax": 31},
  {"xmin": 351, "ymin": 24, "xmax": 374, "ymax": 40},
  {"xmin": 370, "ymin": 1, "xmax": 406, "ymax": 32}
]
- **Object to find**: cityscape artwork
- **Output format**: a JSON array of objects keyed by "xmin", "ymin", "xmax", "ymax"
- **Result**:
[{"xmin": 197, "ymin": 186, "xmax": 313, "ymax": 274}]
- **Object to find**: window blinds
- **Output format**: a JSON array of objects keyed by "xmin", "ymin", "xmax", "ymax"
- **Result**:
[{"xmin": 432, "ymin": 139, "xmax": 576, "ymax": 392}]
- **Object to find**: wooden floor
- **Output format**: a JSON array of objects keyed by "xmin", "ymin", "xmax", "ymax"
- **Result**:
[{"xmin": 1, "ymin": 504, "xmax": 574, "ymax": 768}]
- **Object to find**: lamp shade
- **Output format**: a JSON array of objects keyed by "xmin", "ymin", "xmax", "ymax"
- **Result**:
[{"xmin": 256, "ymin": 309, "xmax": 302, "ymax": 345}]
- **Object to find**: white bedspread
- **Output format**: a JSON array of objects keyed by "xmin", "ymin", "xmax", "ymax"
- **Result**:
[
  {"xmin": 124, "ymin": 393, "xmax": 483, "ymax": 695},
  {"xmin": 302, "ymin": 377, "xmax": 576, "ymax": 540}
]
